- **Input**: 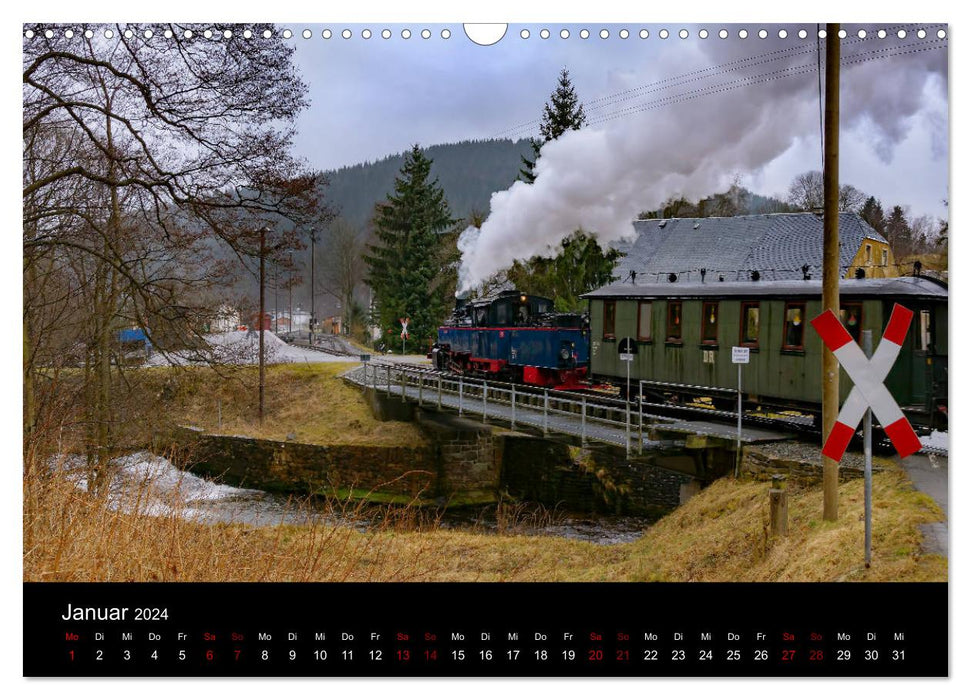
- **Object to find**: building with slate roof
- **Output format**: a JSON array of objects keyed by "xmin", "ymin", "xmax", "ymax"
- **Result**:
[{"xmin": 611, "ymin": 212, "xmax": 893, "ymax": 284}]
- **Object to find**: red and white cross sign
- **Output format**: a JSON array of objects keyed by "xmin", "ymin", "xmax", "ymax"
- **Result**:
[
  {"xmin": 811, "ymin": 303, "xmax": 922, "ymax": 460},
  {"xmin": 399, "ymin": 317, "xmax": 409, "ymax": 339}
]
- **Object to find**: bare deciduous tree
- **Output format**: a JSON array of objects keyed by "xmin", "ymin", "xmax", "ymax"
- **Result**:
[{"xmin": 23, "ymin": 24, "xmax": 325, "ymax": 487}]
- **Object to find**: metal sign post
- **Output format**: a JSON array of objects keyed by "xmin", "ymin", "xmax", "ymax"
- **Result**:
[
  {"xmin": 618, "ymin": 338, "xmax": 637, "ymax": 457},
  {"xmin": 812, "ymin": 304, "xmax": 923, "ymax": 567},
  {"xmin": 731, "ymin": 346, "xmax": 750, "ymax": 478},
  {"xmin": 399, "ymin": 317, "xmax": 409, "ymax": 355},
  {"xmin": 862, "ymin": 329, "xmax": 873, "ymax": 568}
]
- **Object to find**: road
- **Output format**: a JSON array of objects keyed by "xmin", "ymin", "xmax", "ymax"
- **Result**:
[{"xmin": 900, "ymin": 452, "xmax": 948, "ymax": 557}]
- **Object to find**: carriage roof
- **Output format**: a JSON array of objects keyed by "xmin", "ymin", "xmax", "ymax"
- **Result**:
[{"xmin": 583, "ymin": 275, "xmax": 947, "ymax": 301}]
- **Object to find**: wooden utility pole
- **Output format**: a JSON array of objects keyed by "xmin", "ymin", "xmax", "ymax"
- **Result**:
[
  {"xmin": 822, "ymin": 23, "xmax": 841, "ymax": 521},
  {"xmin": 259, "ymin": 227, "xmax": 267, "ymax": 425}
]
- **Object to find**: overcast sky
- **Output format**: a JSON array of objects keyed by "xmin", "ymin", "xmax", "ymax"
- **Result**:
[{"xmin": 288, "ymin": 22, "xmax": 948, "ymax": 223}]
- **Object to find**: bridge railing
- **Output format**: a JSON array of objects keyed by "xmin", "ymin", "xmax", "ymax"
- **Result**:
[{"xmin": 356, "ymin": 361, "xmax": 670, "ymax": 455}]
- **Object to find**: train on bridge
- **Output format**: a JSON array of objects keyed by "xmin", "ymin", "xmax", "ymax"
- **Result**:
[
  {"xmin": 432, "ymin": 276, "xmax": 947, "ymax": 431},
  {"xmin": 431, "ymin": 290, "xmax": 590, "ymax": 389}
]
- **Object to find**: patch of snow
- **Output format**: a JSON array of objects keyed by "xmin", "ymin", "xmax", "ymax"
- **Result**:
[
  {"xmin": 52, "ymin": 451, "xmax": 265, "ymax": 520},
  {"xmin": 920, "ymin": 430, "xmax": 948, "ymax": 452},
  {"xmin": 146, "ymin": 331, "xmax": 358, "ymax": 366}
]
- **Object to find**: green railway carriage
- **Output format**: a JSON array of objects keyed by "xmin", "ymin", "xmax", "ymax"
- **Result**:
[{"xmin": 583, "ymin": 276, "xmax": 947, "ymax": 430}]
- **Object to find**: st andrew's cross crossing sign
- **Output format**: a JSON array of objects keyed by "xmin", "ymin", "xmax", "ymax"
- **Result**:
[{"xmin": 811, "ymin": 303, "xmax": 922, "ymax": 460}]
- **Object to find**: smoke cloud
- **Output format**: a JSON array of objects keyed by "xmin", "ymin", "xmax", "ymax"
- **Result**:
[{"xmin": 457, "ymin": 29, "xmax": 947, "ymax": 293}]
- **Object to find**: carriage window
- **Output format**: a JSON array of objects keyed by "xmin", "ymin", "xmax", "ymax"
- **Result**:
[
  {"xmin": 495, "ymin": 303, "xmax": 511, "ymax": 326},
  {"xmin": 636, "ymin": 301, "xmax": 652, "ymax": 341},
  {"xmin": 474, "ymin": 307, "xmax": 488, "ymax": 326},
  {"xmin": 839, "ymin": 303, "xmax": 863, "ymax": 343},
  {"xmin": 740, "ymin": 302, "xmax": 760, "ymax": 347},
  {"xmin": 666, "ymin": 301, "xmax": 683, "ymax": 343},
  {"xmin": 603, "ymin": 301, "xmax": 616, "ymax": 339},
  {"xmin": 918, "ymin": 309, "xmax": 932, "ymax": 351},
  {"xmin": 782, "ymin": 302, "xmax": 806, "ymax": 351},
  {"xmin": 701, "ymin": 302, "xmax": 719, "ymax": 345}
]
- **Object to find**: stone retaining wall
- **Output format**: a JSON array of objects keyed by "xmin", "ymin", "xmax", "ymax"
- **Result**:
[
  {"xmin": 742, "ymin": 446, "xmax": 883, "ymax": 483},
  {"xmin": 166, "ymin": 426, "xmax": 438, "ymax": 503}
]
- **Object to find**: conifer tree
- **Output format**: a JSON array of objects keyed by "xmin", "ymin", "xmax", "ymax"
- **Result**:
[
  {"xmin": 364, "ymin": 145, "xmax": 458, "ymax": 353},
  {"xmin": 885, "ymin": 204, "xmax": 914, "ymax": 256},
  {"xmin": 519, "ymin": 68, "xmax": 587, "ymax": 183},
  {"xmin": 860, "ymin": 196, "xmax": 887, "ymax": 235}
]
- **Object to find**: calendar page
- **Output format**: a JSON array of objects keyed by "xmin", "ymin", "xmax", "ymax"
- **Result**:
[{"xmin": 21, "ymin": 11, "xmax": 949, "ymax": 681}]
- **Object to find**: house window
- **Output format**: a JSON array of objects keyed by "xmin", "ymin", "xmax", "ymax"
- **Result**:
[
  {"xmin": 636, "ymin": 301, "xmax": 652, "ymax": 341},
  {"xmin": 603, "ymin": 301, "xmax": 616, "ymax": 339},
  {"xmin": 881, "ymin": 249, "xmax": 889, "ymax": 267},
  {"xmin": 865, "ymin": 244, "xmax": 872, "ymax": 264},
  {"xmin": 740, "ymin": 302, "xmax": 760, "ymax": 347},
  {"xmin": 839, "ymin": 303, "xmax": 863, "ymax": 343},
  {"xmin": 701, "ymin": 302, "xmax": 719, "ymax": 345},
  {"xmin": 666, "ymin": 301, "xmax": 683, "ymax": 343},
  {"xmin": 782, "ymin": 302, "xmax": 806, "ymax": 351}
]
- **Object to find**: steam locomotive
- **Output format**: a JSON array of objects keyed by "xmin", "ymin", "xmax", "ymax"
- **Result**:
[{"xmin": 431, "ymin": 290, "xmax": 591, "ymax": 389}]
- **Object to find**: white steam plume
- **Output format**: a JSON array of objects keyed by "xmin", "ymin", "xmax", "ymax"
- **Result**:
[{"xmin": 457, "ymin": 32, "xmax": 947, "ymax": 293}]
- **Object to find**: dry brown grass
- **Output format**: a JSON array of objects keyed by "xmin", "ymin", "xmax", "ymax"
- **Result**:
[
  {"xmin": 24, "ymin": 457, "xmax": 945, "ymax": 583},
  {"xmin": 22, "ymin": 463, "xmax": 439, "ymax": 582},
  {"xmin": 148, "ymin": 363, "xmax": 426, "ymax": 447},
  {"xmin": 615, "ymin": 468, "xmax": 946, "ymax": 582}
]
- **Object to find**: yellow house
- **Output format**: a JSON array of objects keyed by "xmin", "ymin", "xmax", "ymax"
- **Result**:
[{"xmin": 845, "ymin": 236, "xmax": 895, "ymax": 278}]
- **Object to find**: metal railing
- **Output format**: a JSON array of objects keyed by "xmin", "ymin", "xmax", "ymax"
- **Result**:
[{"xmin": 352, "ymin": 362, "xmax": 673, "ymax": 454}]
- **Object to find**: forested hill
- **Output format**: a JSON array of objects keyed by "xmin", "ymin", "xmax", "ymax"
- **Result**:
[
  {"xmin": 319, "ymin": 137, "xmax": 794, "ymax": 231},
  {"xmin": 320, "ymin": 138, "xmax": 534, "ymax": 229}
]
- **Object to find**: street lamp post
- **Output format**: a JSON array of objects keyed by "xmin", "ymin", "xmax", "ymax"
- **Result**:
[
  {"xmin": 309, "ymin": 227, "xmax": 316, "ymax": 347},
  {"xmin": 274, "ymin": 262, "xmax": 279, "ymax": 334}
]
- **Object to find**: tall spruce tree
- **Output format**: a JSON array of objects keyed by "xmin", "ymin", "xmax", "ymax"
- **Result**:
[
  {"xmin": 519, "ymin": 68, "xmax": 587, "ymax": 183},
  {"xmin": 860, "ymin": 196, "xmax": 887, "ymax": 235},
  {"xmin": 885, "ymin": 205, "xmax": 914, "ymax": 256},
  {"xmin": 364, "ymin": 145, "xmax": 458, "ymax": 353}
]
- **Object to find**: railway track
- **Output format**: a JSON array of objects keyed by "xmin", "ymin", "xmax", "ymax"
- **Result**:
[
  {"xmin": 289, "ymin": 335, "xmax": 358, "ymax": 357},
  {"xmin": 357, "ymin": 360, "xmax": 945, "ymax": 455}
]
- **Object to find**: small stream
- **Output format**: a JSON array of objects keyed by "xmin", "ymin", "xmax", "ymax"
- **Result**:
[{"xmin": 59, "ymin": 452, "xmax": 658, "ymax": 545}]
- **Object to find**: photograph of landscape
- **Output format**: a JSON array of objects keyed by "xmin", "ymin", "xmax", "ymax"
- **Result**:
[{"xmin": 22, "ymin": 20, "xmax": 948, "ymax": 593}]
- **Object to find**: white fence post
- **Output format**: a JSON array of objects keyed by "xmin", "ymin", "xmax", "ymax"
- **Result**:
[
  {"xmin": 638, "ymin": 393, "xmax": 644, "ymax": 456},
  {"xmin": 581, "ymin": 396, "xmax": 587, "ymax": 446},
  {"xmin": 482, "ymin": 380, "xmax": 488, "ymax": 423},
  {"xmin": 511, "ymin": 384, "xmax": 517, "ymax": 429}
]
